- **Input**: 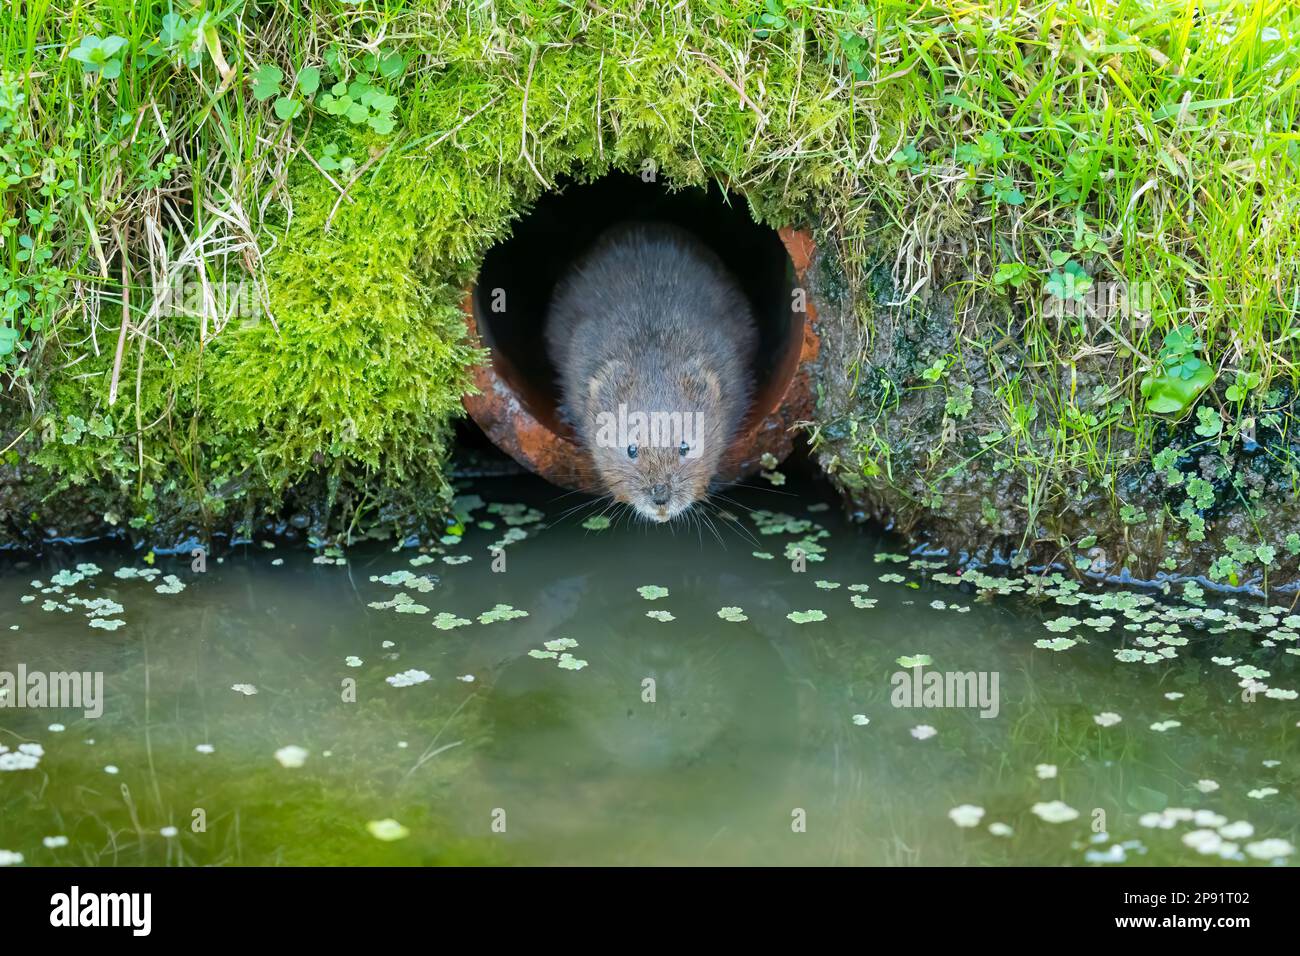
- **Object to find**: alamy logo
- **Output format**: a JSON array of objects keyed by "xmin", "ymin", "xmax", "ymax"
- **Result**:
[
  {"xmin": 1040, "ymin": 279, "xmax": 1153, "ymax": 326},
  {"xmin": 594, "ymin": 404, "xmax": 705, "ymax": 458},
  {"xmin": 50, "ymin": 886, "xmax": 151, "ymax": 936},
  {"xmin": 891, "ymin": 666, "xmax": 1000, "ymax": 718},
  {"xmin": 0, "ymin": 665, "xmax": 104, "ymax": 718}
]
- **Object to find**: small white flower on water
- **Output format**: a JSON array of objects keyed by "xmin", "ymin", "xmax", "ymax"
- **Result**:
[
  {"xmin": 948, "ymin": 805, "xmax": 984, "ymax": 828},
  {"xmin": 988, "ymin": 822, "xmax": 1013, "ymax": 837},
  {"xmin": 367, "ymin": 819, "xmax": 410, "ymax": 842},
  {"xmin": 274, "ymin": 746, "xmax": 308, "ymax": 768},
  {"xmin": 1163, "ymin": 692, "xmax": 1184, "ymax": 700},
  {"xmin": 1140, "ymin": 808, "xmax": 1201, "ymax": 829},
  {"xmin": 0, "ymin": 748, "xmax": 40, "ymax": 771},
  {"xmin": 0, "ymin": 850, "xmax": 23, "ymax": 866},
  {"xmin": 386, "ymin": 669, "xmax": 431, "ymax": 688},
  {"xmin": 1149, "ymin": 720, "xmax": 1180, "ymax": 732},
  {"xmin": 1093, "ymin": 712, "xmax": 1122, "ymax": 727},
  {"xmin": 231, "ymin": 683, "xmax": 258, "ymax": 696},
  {"xmin": 910, "ymin": 725, "xmax": 937, "ymax": 740},
  {"xmin": 1219, "ymin": 821, "xmax": 1254, "ymax": 840},
  {"xmin": 1085, "ymin": 845, "xmax": 1126, "ymax": 864},
  {"xmin": 852, "ymin": 714, "xmax": 870, "ymax": 726},
  {"xmin": 1245, "ymin": 839, "xmax": 1293, "ymax": 861},
  {"xmin": 1182, "ymin": 829, "xmax": 1223, "ymax": 854},
  {"xmin": 104, "ymin": 765, "xmax": 119, "ymax": 775},
  {"xmin": 457, "ymin": 674, "xmax": 475, "ymax": 682},
  {"xmin": 1031, "ymin": 801, "xmax": 1079, "ymax": 823},
  {"xmin": 382, "ymin": 640, "xmax": 395, "ymax": 648},
  {"xmin": 1262, "ymin": 759, "xmax": 1281, "ymax": 768},
  {"xmin": 345, "ymin": 656, "xmax": 363, "ymax": 667},
  {"xmin": 397, "ymin": 741, "xmax": 408, "ymax": 749},
  {"xmin": 1035, "ymin": 764, "xmax": 1057, "ymax": 780},
  {"xmin": 160, "ymin": 827, "xmax": 178, "ymax": 838},
  {"xmin": 48, "ymin": 723, "xmax": 65, "ymax": 733},
  {"xmin": 1248, "ymin": 787, "xmax": 1278, "ymax": 799},
  {"xmin": 1194, "ymin": 779, "xmax": 1219, "ymax": 793},
  {"xmin": 195, "ymin": 744, "xmax": 215, "ymax": 754},
  {"xmin": 42, "ymin": 836, "xmax": 69, "ymax": 849}
]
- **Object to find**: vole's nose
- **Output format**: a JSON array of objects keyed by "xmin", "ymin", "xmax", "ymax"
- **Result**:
[{"xmin": 650, "ymin": 484, "xmax": 670, "ymax": 506}]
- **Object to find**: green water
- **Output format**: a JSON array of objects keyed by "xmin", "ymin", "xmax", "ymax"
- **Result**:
[{"xmin": 1, "ymin": 477, "xmax": 1296, "ymax": 866}]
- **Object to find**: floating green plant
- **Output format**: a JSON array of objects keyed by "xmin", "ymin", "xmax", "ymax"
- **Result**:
[
  {"xmin": 1034, "ymin": 637, "xmax": 1077, "ymax": 651},
  {"xmin": 896, "ymin": 654, "xmax": 932, "ymax": 668},
  {"xmin": 557, "ymin": 654, "xmax": 588, "ymax": 671},
  {"xmin": 477, "ymin": 604, "xmax": 528, "ymax": 624},
  {"xmin": 787, "ymin": 609, "xmax": 827, "ymax": 624},
  {"xmin": 432, "ymin": 612, "xmax": 471, "ymax": 630}
]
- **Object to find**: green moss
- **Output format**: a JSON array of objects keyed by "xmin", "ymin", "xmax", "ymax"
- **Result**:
[{"xmin": 204, "ymin": 137, "xmax": 481, "ymax": 497}]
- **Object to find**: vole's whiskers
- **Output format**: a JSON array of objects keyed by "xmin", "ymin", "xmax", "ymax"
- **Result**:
[
  {"xmin": 553, "ymin": 492, "xmax": 614, "ymax": 525},
  {"xmin": 706, "ymin": 490, "xmax": 760, "ymax": 515},
  {"xmin": 695, "ymin": 495, "xmax": 761, "ymax": 549},
  {"xmin": 693, "ymin": 505, "xmax": 726, "ymax": 548},
  {"xmin": 725, "ymin": 477, "xmax": 799, "ymax": 499}
]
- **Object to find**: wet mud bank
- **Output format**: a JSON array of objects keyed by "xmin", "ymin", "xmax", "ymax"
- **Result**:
[{"xmin": 801, "ymin": 233, "xmax": 1300, "ymax": 592}]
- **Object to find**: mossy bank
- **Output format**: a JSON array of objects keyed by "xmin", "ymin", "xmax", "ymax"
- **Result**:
[{"xmin": 2, "ymin": 2, "xmax": 1299, "ymax": 588}]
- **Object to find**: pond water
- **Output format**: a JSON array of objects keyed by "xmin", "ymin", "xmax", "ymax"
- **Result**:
[{"xmin": 1, "ymin": 476, "xmax": 1296, "ymax": 867}]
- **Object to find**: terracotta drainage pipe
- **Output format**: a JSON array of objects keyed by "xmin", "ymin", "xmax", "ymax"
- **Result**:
[{"xmin": 460, "ymin": 227, "xmax": 820, "ymax": 493}]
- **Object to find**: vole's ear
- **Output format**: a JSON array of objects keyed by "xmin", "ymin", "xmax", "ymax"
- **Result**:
[
  {"xmin": 589, "ymin": 358, "xmax": 627, "ymax": 406},
  {"xmin": 680, "ymin": 358, "xmax": 721, "ymax": 405}
]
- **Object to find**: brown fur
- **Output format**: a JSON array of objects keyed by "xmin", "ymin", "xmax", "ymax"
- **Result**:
[{"xmin": 545, "ymin": 223, "xmax": 757, "ymax": 522}]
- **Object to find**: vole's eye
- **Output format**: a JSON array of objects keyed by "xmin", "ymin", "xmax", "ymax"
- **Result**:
[
  {"xmin": 627, "ymin": 444, "xmax": 638, "ymax": 460},
  {"xmin": 679, "ymin": 441, "xmax": 689, "ymax": 457}
]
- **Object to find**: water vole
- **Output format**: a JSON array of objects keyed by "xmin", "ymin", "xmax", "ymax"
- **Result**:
[{"xmin": 545, "ymin": 222, "xmax": 757, "ymax": 523}]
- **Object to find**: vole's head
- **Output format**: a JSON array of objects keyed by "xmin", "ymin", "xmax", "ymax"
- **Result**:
[{"xmin": 584, "ymin": 358, "xmax": 731, "ymax": 523}]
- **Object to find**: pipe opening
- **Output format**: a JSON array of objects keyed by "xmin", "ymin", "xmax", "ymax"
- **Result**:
[{"xmin": 470, "ymin": 174, "xmax": 805, "ymax": 455}]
